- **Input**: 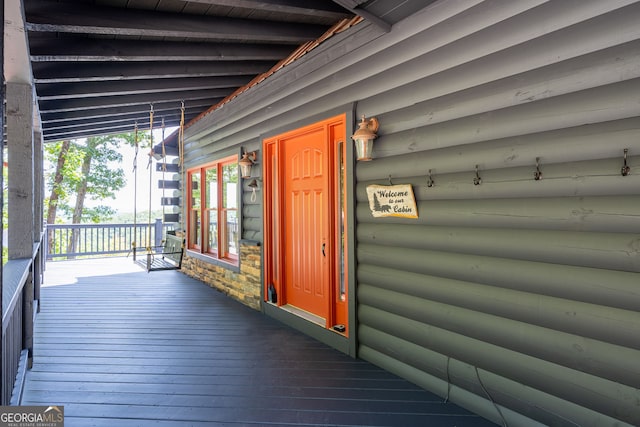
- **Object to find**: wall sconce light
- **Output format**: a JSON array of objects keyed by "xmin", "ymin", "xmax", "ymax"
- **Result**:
[
  {"xmin": 352, "ymin": 115, "xmax": 379, "ymax": 161},
  {"xmin": 239, "ymin": 151, "xmax": 257, "ymax": 178}
]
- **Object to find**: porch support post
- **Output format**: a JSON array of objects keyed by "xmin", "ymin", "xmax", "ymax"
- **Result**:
[
  {"xmin": 7, "ymin": 82, "xmax": 35, "ymax": 259},
  {"xmin": 6, "ymin": 81, "xmax": 36, "ymax": 367}
]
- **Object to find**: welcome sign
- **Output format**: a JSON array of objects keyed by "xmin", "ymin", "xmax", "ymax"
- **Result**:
[{"xmin": 366, "ymin": 184, "xmax": 418, "ymax": 218}]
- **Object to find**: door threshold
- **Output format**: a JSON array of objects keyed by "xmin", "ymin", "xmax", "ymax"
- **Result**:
[{"xmin": 280, "ymin": 304, "xmax": 325, "ymax": 327}]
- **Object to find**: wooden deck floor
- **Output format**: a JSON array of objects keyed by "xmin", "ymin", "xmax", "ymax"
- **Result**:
[{"xmin": 22, "ymin": 258, "xmax": 495, "ymax": 426}]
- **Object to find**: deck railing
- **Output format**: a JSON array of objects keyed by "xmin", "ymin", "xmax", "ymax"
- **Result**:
[
  {"xmin": 2, "ymin": 235, "xmax": 45, "ymax": 405},
  {"xmin": 46, "ymin": 220, "xmax": 176, "ymax": 260}
]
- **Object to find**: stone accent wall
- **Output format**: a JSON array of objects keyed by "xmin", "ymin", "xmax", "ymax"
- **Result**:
[{"xmin": 181, "ymin": 243, "xmax": 261, "ymax": 310}]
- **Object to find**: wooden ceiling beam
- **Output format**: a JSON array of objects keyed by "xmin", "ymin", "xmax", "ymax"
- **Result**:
[
  {"xmin": 38, "ymin": 89, "xmax": 231, "ymax": 113},
  {"xmin": 42, "ymin": 109, "xmax": 200, "ymax": 131},
  {"xmin": 42, "ymin": 113, "xmax": 197, "ymax": 134},
  {"xmin": 41, "ymin": 100, "xmax": 216, "ymax": 123},
  {"xmin": 29, "ymin": 37, "xmax": 294, "ymax": 62},
  {"xmin": 25, "ymin": 0, "xmax": 328, "ymax": 43},
  {"xmin": 32, "ymin": 61, "xmax": 276, "ymax": 83},
  {"xmin": 182, "ymin": 0, "xmax": 350, "ymax": 19},
  {"xmin": 42, "ymin": 116, "xmax": 198, "ymax": 142},
  {"xmin": 36, "ymin": 76, "xmax": 252, "ymax": 100}
]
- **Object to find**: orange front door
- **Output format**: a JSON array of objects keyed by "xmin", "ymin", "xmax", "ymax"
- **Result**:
[
  {"xmin": 263, "ymin": 114, "xmax": 348, "ymax": 334},
  {"xmin": 282, "ymin": 127, "xmax": 329, "ymax": 320}
]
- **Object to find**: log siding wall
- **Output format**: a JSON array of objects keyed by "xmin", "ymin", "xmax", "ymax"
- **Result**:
[{"xmin": 183, "ymin": 1, "xmax": 640, "ymax": 425}]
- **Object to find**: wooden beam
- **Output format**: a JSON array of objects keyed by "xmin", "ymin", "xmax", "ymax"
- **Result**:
[
  {"xmin": 39, "ymin": 110, "xmax": 203, "ymax": 141},
  {"xmin": 156, "ymin": 163, "xmax": 180, "ymax": 173},
  {"xmin": 37, "ymin": 88, "xmax": 231, "ymax": 112},
  {"xmin": 42, "ymin": 110, "xmax": 197, "ymax": 132},
  {"xmin": 160, "ymin": 197, "xmax": 180, "ymax": 206},
  {"xmin": 41, "ymin": 101, "xmax": 214, "ymax": 123},
  {"xmin": 25, "ymin": 0, "xmax": 328, "ymax": 43},
  {"xmin": 32, "ymin": 61, "xmax": 276, "ymax": 83},
  {"xmin": 29, "ymin": 38, "xmax": 295, "ymax": 62},
  {"xmin": 163, "ymin": 213, "xmax": 180, "ymax": 223},
  {"xmin": 36, "ymin": 76, "xmax": 252, "ymax": 100},
  {"xmin": 157, "ymin": 180, "xmax": 180, "ymax": 190},
  {"xmin": 41, "ymin": 117, "xmax": 197, "ymax": 143},
  {"xmin": 182, "ymin": 0, "xmax": 350, "ymax": 19}
]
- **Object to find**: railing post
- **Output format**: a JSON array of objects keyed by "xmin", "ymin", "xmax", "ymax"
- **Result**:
[
  {"xmin": 154, "ymin": 218, "xmax": 163, "ymax": 249},
  {"xmin": 44, "ymin": 224, "xmax": 49, "ymax": 260},
  {"xmin": 23, "ymin": 270, "xmax": 34, "ymax": 369}
]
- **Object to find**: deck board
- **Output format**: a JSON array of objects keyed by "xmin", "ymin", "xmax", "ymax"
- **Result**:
[{"xmin": 22, "ymin": 258, "xmax": 495, "ymax": 426}]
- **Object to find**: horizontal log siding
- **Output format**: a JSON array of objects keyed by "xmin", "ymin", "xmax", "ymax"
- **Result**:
[
  {"xmin": 354, "ymin": 2, "xmax": 640, "ymax": 426},
  {"xmin": 183, "ymin": 1, "xmax": 640, "ymax": 425},
  {"xmin": 241, "ymin": 169, "xmax": 262, "ymax": 242}
]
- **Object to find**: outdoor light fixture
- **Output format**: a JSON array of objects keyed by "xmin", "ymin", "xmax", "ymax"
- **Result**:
[
  {"xmin": 352, "ymin": 115, "xmax": 379, "ymax": 161},
  {"xmin": 239, "ymin": 151, "xmax": 257, "ymax": 178}
]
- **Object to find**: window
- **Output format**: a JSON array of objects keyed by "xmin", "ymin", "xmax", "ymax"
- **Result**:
[{"xmin": 187, "ymin": 155, "xmax": 239, "ymax": 263}]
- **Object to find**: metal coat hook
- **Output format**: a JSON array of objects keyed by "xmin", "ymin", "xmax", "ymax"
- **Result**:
[
  {"xmin": 534, "ymin": 157, "xmax": 543, "ymax": 181},
  {"xmin": 427, "ymin": 169, "xmax": 435, "ymax": 188},
  {"xmin": 388, "ymin": 175, "xmax": 393, "ymax": 185},
  {"xmin": 473, "ymin": 165, "xmax": 482, "ymax": 186},
  {"xmin": 621, "ymin": 148, "xmax": 630, "ymax": 176}
]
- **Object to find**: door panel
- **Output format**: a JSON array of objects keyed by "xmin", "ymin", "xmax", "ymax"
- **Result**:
[{"xmin": 284, "ymin": 130, "xmax": 328, "ymax": 320}]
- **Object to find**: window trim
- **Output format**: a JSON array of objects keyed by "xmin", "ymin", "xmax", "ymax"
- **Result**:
[{"xmin": 187, "ymin": 154, "xmax": 239, "ymax": 266}]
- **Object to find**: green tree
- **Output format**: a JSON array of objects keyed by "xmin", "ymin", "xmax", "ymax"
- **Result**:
[
  {"xmin": 45, "ymin": 132, "xmax": 145, "ymax": 256},
  {"xmin": 45, "ymin": 140, "xmax": 84, "ymax": 252},
  {"xmin": 66, "ymin": 135, "xmax": 128, "ymax": 255}
]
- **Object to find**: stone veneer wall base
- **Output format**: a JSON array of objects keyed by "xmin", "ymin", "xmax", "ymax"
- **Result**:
[{"xmin": 181, "ymin": 243, "xmax": 261, "ymax": 310}]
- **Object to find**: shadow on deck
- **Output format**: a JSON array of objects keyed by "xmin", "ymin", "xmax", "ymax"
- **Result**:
[{"xmin": 23, "ymin": 258, "xmax": 495, "ymax": 426}]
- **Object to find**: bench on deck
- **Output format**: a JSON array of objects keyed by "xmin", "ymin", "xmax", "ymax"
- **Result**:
[{"xmin": 135, "ymin": 232, "xmax": 184, "ymax": 272}]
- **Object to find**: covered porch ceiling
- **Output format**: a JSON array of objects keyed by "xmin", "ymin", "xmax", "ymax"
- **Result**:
[{"xmin": 12, "ymin": 0, "xmax": 435, "ymax": 144}]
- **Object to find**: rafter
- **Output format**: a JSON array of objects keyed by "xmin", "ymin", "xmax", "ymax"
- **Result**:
[
  {"xmin": 41, "ymin": 100, "xmax": 215, "ymax": 124},
  {"xmin": 42, "ymin": 120, "xmax": 190, "ymax": 142},
  {"xmin": 38, "ymin": 89, "xmax": 232, "ymax": 113},
  {"xmin": 182, "ymin": 0, "xmax": 350, "ymax": 19},
  {"xmin": 32, "ymin": 61, "xmax": 276, "ymax": 83},
  {"xmin": 35, "ymin": 76, "xmax": 252, "ymax": 100},
  {"xmin": 29, "ymin": 38, "xmax": 294, "ymax": 62},
  {"xmin": 25, "ymin": 0, "xmax": 329, "ymax": 43},
  {"xmin": 43, "ymin": 110, "xmax": 193, "ymax": 131}
]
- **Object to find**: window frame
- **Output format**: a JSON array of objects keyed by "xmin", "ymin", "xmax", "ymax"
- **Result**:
[{"xmin": 187, "ymin": 154, "xmax": 239, "ymax": 265}]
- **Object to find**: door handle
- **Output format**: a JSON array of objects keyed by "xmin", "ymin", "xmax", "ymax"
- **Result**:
[{"xmin": 322, "ymin": 243, "xmax": 326, "ymax": 257}]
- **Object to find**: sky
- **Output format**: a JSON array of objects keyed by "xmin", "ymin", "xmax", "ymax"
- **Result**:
[{"xmin": 112, "ymin": 142, "xmax": 163, "ymax": 214}]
